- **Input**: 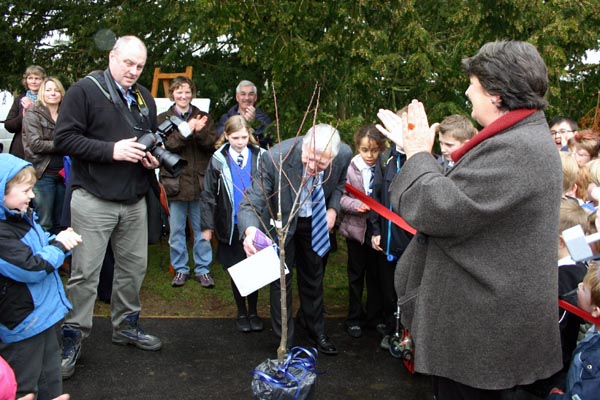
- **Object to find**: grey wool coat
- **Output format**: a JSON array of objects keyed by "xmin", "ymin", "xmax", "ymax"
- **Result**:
[{"xmin": 390, "ymin": 111, "xmax": 563, "ymax": 390}]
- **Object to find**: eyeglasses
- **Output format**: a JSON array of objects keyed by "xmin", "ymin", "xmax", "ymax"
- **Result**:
[{"xmin": 550, "ymin": 129, "xmax": 574, "ymax": 136}]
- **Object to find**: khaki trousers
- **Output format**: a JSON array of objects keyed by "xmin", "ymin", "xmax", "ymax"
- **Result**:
[{"xmin": 64, "ymin": 188, "xmax": 148, "ymax": 336}]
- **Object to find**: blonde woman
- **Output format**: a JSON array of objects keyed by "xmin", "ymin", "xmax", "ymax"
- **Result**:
[{"xmin": 22, "ymin": 77, "xmax": 66, "ymax": 233}]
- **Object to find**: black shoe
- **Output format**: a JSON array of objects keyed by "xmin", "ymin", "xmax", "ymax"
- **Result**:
[
  {"xmin": 314, "ymin": 334, "xmax": 338, "ymax": 355},
  {"xmin": 248, "ymin": 315, "xmax": 264, "ymax": 332},
  {"xmin": 346, "ymin": 325, "xmax": 362, "ymax": 338},
  {"xmin": 236, "ymin": 316, "xmax": 251, "ymax": 333},
  {"xmin": 375, "ymin": 323, "xmax": 387, "ymax": 336}
]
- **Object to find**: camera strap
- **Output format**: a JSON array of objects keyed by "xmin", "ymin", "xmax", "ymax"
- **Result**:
[{"xmin": 85, "ymin": 70, "xmax": 140, "ymax": 132}]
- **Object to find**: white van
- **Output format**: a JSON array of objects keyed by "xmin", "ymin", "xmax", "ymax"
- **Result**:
[{"xmin": 0, "ymin": 90, "xmax": 15, "ymax": 153}]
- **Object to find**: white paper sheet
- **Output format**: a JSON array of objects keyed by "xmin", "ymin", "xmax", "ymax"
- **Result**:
[{"xmin": 227, "ymin": 245, "xmax": 289, "ymax": 296}]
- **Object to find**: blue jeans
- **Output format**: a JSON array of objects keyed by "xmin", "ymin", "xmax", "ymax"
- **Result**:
[
  {"xmin": 168, "ymin": 200, "xmax": 212, "ymax": 275},
  {"xmin": 33, "ymin": 173, "xmax": 65, "ymax": 233}
]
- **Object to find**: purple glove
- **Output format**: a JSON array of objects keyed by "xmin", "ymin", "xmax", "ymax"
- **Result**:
[{"xmin": 253, "ymin": 229, "xmax": 273, "ymax": 251}]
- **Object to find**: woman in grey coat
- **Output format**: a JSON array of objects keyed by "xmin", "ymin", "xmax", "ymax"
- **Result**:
[{"xmin": 377, "ymin": 41, "xmax": 563, "ymax": 398}]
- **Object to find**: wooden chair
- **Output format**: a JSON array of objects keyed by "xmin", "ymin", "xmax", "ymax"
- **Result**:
[{"xmin": 151, "ymin": 66, "xmax": 193, "ymax": 98}]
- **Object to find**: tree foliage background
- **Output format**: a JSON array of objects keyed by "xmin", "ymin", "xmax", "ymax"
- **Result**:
[{"xmin": 1, "ymin": 0, "xmax": 599, "ymax": 142}]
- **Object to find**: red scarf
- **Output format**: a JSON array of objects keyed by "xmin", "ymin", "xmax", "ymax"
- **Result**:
[{"xmin": 451, "ymin": 109, "xmax": 537, "ymax": 163}]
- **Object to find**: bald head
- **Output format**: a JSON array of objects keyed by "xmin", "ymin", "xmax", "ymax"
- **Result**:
[{"xmin": 108, "ymin": 35, "xmax": 147, "ymax": 90}]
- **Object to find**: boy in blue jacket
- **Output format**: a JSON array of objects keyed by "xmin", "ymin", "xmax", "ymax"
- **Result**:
[
  {"xmin": 548, "ymin": 264, "xmax": 600, "ymax": 399},
  {"xmin": 0, "ymin": 153, "xmax": 81, "ymax": 399}
]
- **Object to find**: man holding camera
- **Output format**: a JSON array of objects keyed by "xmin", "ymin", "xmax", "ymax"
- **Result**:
[{"xmin": 54, "ymin": 35, "xmax": 162, "ymax": 379}]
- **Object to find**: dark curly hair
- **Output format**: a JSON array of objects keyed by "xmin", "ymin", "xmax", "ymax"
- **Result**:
[{"xmin": 461, "ymin": 41, "xmax": 548, "ymax": 111}]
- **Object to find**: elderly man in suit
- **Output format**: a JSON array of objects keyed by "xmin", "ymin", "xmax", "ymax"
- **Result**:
[{"xmin": 238, "ymin": 124, "xmax": 352, "ymax": 355}]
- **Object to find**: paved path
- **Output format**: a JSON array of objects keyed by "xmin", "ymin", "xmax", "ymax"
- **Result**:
[{"xmin": 62, "ymin": 317, "xmax": 433, "ymax": 399}]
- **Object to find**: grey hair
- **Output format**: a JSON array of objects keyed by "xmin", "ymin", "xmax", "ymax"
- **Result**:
[
  {"xmin": 461, "ymin": 40, "xmax": 548, "ymax": 111},
  {"xmin": 236, "ymin": 80, "xmax": 257, "ymax": 94},
  {"xmin": 111, "ymin": 35, "xmax": 146, "ymax": 55},
  {"xmin": 302, "ymin": 124, "xmax": 341, "ymax": 158}
]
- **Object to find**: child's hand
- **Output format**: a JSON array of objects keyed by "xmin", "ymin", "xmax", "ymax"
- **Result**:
[
  {"xmin": 548, "ymin": 388, "xmax": 564, "ymax": 395},
  {"xmin": 371, "ymin": 235, "xmax": 383, "ymax": 252},
  {"xmin": 356, "ymin": 203, "xmax": 370, "ymax": 213},
  {"xmin": 55, "ymin": 228, "xmax": 82, "ymax": 251},
  {"xmin": 201, "ymin": 229, "xmax": 212, "ymax": 241}
]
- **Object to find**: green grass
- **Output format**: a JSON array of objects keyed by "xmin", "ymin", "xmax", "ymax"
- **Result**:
[{"xmin": 93, "ymin": 234, "xmax": 350, "ymax": 319}]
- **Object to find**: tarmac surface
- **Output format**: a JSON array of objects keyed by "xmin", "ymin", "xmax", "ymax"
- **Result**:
[{"xmin": 62, "ymin": 316, "xmax": 434, "ymax": 399}]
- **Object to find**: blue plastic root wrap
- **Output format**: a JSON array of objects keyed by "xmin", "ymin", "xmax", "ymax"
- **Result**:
[{"xmin": 251, "ymin": 347, "xmax": 319, "ymax": 400}]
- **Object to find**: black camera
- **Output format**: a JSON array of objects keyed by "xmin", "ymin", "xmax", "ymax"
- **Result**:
[{"xmin": 137, "ymin": 115, "xmax": 189, "ymax": 176}]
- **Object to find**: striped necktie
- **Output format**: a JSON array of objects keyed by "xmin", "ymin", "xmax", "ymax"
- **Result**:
[
  {"xmin": 237, "ymin": 153, "xmax": 244, "ymax": 168},
  {"xmin": 368, "ymin": 165, "xmax": 375, "ymax": 195},
  {"xmin": 311, "ymin": 174, "xmax": 330, "ymax": 257}
]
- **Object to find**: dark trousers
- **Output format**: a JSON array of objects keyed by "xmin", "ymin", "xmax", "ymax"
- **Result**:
[
  {"xmin": 0, "ymin": 325, "xmax": 62, "ymax": 399},
  {"xmin": 219, "ymin": 226, "xmax": 260, "ymax": 317},
  {"xmin": 366, "ymin": 252, "xmax": 398, "ymax": 332},
  {"xmin": 270, "ymin": 217, "xmax": 326, "ymax": 345},
  {"xmin": 345, "ymin": 238, "xmax": 378, "ymax": 327}
]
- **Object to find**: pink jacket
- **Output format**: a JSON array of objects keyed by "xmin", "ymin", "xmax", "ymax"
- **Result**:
[{"xmin": 339, "ymin": 156, "xmax": 370, "ymax": 244}]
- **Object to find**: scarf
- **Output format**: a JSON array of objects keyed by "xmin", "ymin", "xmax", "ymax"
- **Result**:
[
  {"xmin": 25, "ymin": 90, "xmax": 37, "ymax": 102},
  {"xmin": 451, "ymin": 108, "xmax": 537, "ymax": 163}
]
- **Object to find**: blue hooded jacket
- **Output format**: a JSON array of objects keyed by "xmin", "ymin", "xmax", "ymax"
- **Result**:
[{"xmin": 0, "ymin": 153, "xmax": 71, "ymax": 343}]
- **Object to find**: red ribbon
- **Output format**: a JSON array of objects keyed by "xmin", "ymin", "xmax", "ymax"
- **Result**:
[
  {"xmin": 347, "ymin": 184, "xmax": 600, "ymax": 325},
  {"xmin": 344, "ymin": 183, "xmax": 416, "ymax": 235},
  {"xmin": 559, "ymin": 299, "xmax": 600, "ymax": 325}
]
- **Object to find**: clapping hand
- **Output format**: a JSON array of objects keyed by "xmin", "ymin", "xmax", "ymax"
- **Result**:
[
  {"xmin": 377, "ymin": 100, "xmax": 438, "ymax": 159},
  {"xmin": 376, "ymin": 109, "xmax": 405, "ymax": 150},
  {"xmin": 21, "ymin": 97, "xmax": 34, "ymax": 115},
  {"xmin": 55, "ymin": 228, "xmax": 82, "ymax": 251},
  {"xmin": 188, "ymin": 115, "xmax": 208, "ymax": 132},
  {"xmin": 242, "ymin": 105, "xmax": 256, "ymax": 122}
]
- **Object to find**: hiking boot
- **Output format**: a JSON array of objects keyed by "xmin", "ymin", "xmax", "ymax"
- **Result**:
[
  {"xmin": 195, "ymin": 273, "xmax": 214, "ymax": 288},
  {"xmin": 171, "ymin": 272, "xmax": 189, "ymax": 287},
  {"xmin": 61, "ymin": 327, "xmax": 82, "ymax": 380},
  {"xmin": 112, "ymin": 312, "xmax": 162, "ymax": 351}
]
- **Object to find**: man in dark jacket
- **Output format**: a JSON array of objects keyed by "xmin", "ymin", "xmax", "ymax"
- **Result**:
[
  {"xmin": 238, "ymin": 124, "xmax": 352, "ymax": 355},
  {"xmin": 217, "ymin": 80, "xmax": 272, "ymax": 148},
  {"xmin": 54, "ymin": 35, "xmax": 162, "ymax": 380}
]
